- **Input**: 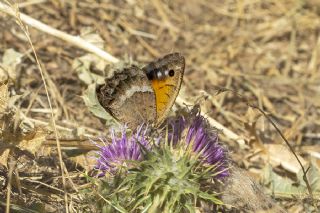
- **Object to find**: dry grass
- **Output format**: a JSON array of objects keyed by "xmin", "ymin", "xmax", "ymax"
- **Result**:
[{"xmin": 0, "ymin": 0, "xmax": 320, "ymax": 212}]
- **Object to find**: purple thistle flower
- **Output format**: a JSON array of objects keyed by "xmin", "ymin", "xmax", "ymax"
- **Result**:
[
  {"xmin": 94, "ymin": 109, "xmax": 228, "ymax": 179},
  {"xmin": 95, "ymin": 125, "xmax": 149, "ymax": 175},
  {"xmin": 169, "ymin": 113, "xmax": 229, "ymax": 178}
]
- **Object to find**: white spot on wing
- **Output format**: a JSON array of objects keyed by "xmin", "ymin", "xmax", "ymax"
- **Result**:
[{"xmin": 157, "ymin": 71, "xmax": 162, "ymax": 79}]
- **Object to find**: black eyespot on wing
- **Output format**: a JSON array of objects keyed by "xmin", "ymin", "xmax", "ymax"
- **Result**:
[
  {"xmin": 146, "ymin": 69, "xmax": 157, "ymax": 80},
  {"xmin": 169, "ymin": 69, "xmax": 175, "ymax": 77}
]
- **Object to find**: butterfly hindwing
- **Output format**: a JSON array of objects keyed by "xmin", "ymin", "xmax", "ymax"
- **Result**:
[{"xmin": 97, "ymin": 66, "xmax": 156, "ymax": 129}]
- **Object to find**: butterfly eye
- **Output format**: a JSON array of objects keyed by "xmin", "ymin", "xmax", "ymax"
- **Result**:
[{"xmin": 169, "ymin": 69, "xmax": 175, "ymax": 77}]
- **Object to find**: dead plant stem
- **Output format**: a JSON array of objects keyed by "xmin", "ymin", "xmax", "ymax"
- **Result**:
[
  {"xmin": 2, "ymin": 1, "xmax": 69, "ymax": 212},
  {"xmin": 0, "ymin": 1, "xmax": 119, "ymax": 63}
]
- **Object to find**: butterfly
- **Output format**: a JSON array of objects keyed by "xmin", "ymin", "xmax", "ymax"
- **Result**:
[{"xmin": 96, "ymin": 53, "xmax": 185, "ymax": 129}]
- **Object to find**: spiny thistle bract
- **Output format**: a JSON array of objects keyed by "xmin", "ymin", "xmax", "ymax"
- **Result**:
[{"xmin": 91, "ymin": 112, "xmax": 229, "ymax": 212}]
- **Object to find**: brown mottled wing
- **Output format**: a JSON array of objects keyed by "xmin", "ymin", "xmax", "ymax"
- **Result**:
[
  {"xmin": 143, "ymin": 53, "xmax": 185, "ymax": 126},
  {"xmin": 97, "ymin": 66, "xmax": 156, "ymax": 129}
]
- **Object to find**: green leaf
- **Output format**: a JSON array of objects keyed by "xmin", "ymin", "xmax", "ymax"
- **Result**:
[
  {"xmin": 297, "ymin": 162, "xmax": 320, "ymax": 194},
  {"xmin": 132, "ymin": 195, "xmax": 151, "ymax": 211},
  {"xmin": 98, "ymin": 195, "xmax": 128, "ymax": 213},
  {"xmin": 185, "ymin": 203, "xmax": 196, "ymax": 213},
  {"xmin": 198, "ymin": 191, "xmax": 222, "ymax": 205},
  {"xmin": 141, "ymin": 199, "xmax": 152, "ymax": 213},
  {"xmin": 159, "ymin": 185, "xmax": 170, "ymax": 206},
  {"xmin": 263, "ymin": 164, "xmax": 307, "ymax": 198}
]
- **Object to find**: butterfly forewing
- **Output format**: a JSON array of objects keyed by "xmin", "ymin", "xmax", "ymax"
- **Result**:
[{"xmin": 143, "ymin": 53, "xmax": 185, "ymax": 126}]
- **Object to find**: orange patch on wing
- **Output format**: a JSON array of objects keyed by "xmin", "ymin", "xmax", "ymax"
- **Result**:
[{"xmin": 151, "ymin": 78, "xmax": 176, "ymax": 121}]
